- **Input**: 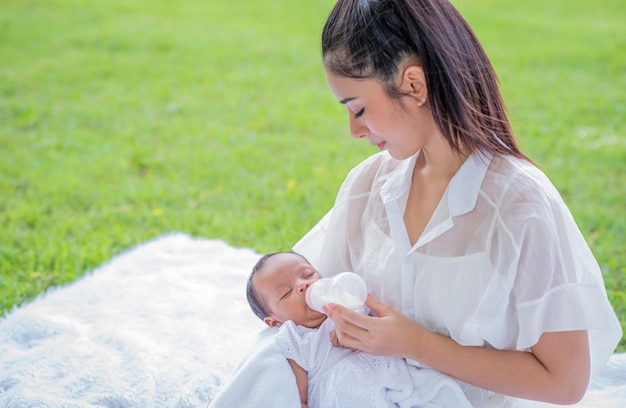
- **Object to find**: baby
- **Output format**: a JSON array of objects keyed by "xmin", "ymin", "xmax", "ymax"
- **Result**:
[{"xmin": 246, "ymin": 251, "xmax": 473, "ymax": 408}]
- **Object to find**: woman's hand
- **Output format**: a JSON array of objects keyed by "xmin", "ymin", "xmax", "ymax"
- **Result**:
[{"xmin": 324, "ymin": 294, "xmax": 427, "ymax": 359}]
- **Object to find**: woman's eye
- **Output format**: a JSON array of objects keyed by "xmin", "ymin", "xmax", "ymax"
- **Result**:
[{"xmin": 354, "ymin": 108, "xmax": 365, "ymax": 118}]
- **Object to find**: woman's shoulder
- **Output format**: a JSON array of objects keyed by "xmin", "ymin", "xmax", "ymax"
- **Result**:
[
  {"xmin": 487, "ymin": 154, "xmax": 559, "ymax": 199},
  {"xmin": 349, "ymin": 151, "xmax": 400, "ymax": 175},
  {"xmin": 341, "ymin": 152, "xmax": 401, "ymax": 192},
  {"xmin": 484, "ymin": 154, "xmax": 570, "ymax": 220}
]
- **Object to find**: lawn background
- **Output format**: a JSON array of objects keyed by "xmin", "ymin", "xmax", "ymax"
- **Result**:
[{"xmin": 1, "ymin": 0, "xmax": 624, "ymax": 350}]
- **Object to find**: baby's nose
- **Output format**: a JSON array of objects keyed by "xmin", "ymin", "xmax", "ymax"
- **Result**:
[{"xmin": 298, "ymin": 281, "xmax": 311, "ymax": 293}]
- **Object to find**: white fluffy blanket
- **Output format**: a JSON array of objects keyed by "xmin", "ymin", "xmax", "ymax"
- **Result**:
[{"xmin": 0, "ymin": 234, "xmax": 624, "ymax": 407}]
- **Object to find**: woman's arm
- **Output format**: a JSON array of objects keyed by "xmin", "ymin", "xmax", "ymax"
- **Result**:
[
  {"xmin": 325, "ymin": 295, "xmax": 590, "ymax": 405},
  {"xmin": 288, "ymin": 359, "xmax": 308, "ymax": 408}
]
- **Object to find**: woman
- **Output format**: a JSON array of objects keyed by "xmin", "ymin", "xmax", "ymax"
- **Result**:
[{"xmin": 294, "ymin": 0, "xmax": 622, "ymax": 406}]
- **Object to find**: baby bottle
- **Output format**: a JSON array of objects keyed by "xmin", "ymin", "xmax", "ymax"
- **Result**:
[{"xmin": 305, "ymin": 272, "xmax": 368, "ymax": 314}]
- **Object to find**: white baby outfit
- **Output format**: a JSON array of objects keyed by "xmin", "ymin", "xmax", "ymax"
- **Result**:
[{"xmin": 275, "ymin": 318, "xmax": 473, "ymax": 408}]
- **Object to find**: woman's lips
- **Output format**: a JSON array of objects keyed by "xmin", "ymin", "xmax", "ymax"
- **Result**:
[{"xmin": 367, "ymin": 138, "xmax": 386, "ymax": 150}]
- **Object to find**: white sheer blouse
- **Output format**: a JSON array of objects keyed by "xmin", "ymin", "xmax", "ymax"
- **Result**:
[{"xmin": 294, "ymin": 150, "xmax": 622, "ymax": 406}]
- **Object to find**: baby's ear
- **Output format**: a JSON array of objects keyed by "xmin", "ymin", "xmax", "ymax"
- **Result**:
[{"xmin": 263, "ymin": 316, "xmax": 282, "ymax": 328}]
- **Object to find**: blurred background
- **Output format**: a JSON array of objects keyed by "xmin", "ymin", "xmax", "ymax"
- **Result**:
[{"xmin": 0, "ymin": 0, "xmax": 624, "ymax": 349}]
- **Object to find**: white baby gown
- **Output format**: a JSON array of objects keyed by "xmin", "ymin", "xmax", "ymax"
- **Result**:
[{"xmin": 275, "ymin": 318, "xmax": 473, "ymax": 408}]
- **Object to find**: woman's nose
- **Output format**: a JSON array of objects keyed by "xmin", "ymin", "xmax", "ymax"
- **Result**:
[{"xmin": 348, "ymin": 114, "xmax": 367, "ymax": 139}]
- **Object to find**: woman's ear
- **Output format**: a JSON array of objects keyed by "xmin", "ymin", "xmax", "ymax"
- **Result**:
[
  {"xmin": 401, "ymin": 65, "xmax": 427, "ymax": 106},
  {"xmin": 263, "ymin": 316, "xmax": 282, "ymax": 328}
]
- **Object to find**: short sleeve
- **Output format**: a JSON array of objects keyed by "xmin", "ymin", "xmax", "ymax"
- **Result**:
[
  {"xmin": 274, "ymin": 321, "xmax": 317, "ymax": 372},
  {"xmin": 498, "ymin": 168, "xmax": 622, "ymax": 377},
  {"xmin": 293, "ymin": 209, "xmax": 334, "ymax": 273},
  {"xmin": 293, "ymin": 152, "xmax": 401, "ymax": 277}
]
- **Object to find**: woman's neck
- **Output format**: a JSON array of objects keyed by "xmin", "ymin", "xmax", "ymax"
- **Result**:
[{"xmin": 414, "ymin": 134, "xmax": 470, "ymax": 181}]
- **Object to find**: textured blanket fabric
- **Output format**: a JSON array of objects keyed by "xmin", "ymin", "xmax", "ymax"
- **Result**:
[
  {"xmin": 0, "ymin": 233, "xmax": 624, "ymax": 407},
  {"xmin": 0, "ymin": 234, "xmax": 266, "ymax": 407}
]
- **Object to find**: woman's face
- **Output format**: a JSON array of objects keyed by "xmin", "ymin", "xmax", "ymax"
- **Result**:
[
  {"xmin": 253, "ymin": 253, "xmax": 327, "ymax": 329},
  {"xmin": 324, "ymin": 66, "xmax": 438, "ymax": 160}
]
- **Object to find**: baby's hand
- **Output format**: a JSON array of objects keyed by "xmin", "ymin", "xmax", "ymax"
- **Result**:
[
  {"xmin": 329, "ymin": 329, "xmax": 340, "ymax": 348},
  {"xmin": 329, "ymin": 328, "xmax": 357, "ymax": 351}
]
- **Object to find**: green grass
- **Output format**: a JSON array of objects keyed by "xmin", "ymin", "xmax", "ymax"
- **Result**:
[{"xmin": 1, "ymin": 0, "xmax": 624, "ymax": 350}]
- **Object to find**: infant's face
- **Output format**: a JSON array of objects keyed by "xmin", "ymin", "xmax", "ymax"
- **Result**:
[{"xmin": 254, "ymin": 253, "xmax": 327, "ymax": 329}]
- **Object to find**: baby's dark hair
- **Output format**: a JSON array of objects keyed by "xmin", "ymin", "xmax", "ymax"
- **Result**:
[{"xmin": 246, "ymin": 251, "xmax": 311, "ymax": 320}]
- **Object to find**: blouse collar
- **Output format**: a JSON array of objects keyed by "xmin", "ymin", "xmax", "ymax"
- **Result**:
[
  {"xmin": 447, "ymin": 150, "xmax": 492, "ymax": 218},
  {"xmin": 382, "ymin": 149, "xmax": 492, "ymax": 211}
]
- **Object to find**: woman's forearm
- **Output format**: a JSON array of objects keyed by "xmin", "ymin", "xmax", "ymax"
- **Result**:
[{"xmin": 414, "ymin": 329, "xmax": 590, "ymax": 404}]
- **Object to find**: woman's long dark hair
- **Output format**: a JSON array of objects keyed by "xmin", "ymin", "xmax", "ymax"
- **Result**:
[{"xmin": 322, "ymin": 0, "xmax": 529, "ymax": 160}]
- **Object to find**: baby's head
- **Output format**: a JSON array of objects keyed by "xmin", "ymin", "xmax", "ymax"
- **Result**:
[{"xmin": 246, "ymin": 252, "xmax": 327, "ymax": 329}]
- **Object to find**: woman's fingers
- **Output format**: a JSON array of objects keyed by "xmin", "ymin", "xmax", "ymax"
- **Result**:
[
  {"xmin": 329, "ymin": 328, "xmax": 360, "ymax": 351},
  {"xmin": 323, "ymin": 297, "xmax": 397, "ymax": 353},
  {"xmin": 325, "ymin": 295, "xmax": 426, "ymax": 359},
  {"xmin": 364, "ymin": 293, "xmax": 393, "ymax": 317},
  {"xmin": 324, "ymin": 303, "xmax": 371, "ymax": 349}
]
